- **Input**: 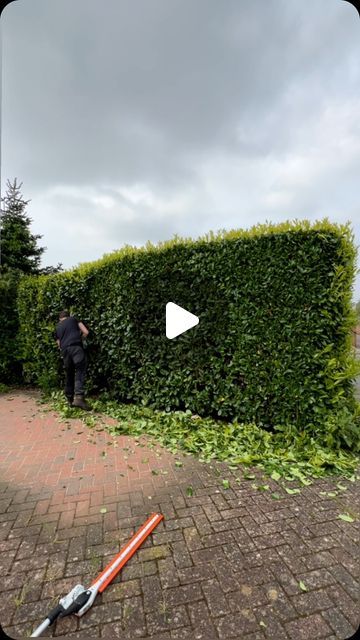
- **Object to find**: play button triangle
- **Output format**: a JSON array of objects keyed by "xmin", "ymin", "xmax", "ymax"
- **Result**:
[{"xmin": 166, "ymin": 302, "xmax": 199, "ymax": 339}]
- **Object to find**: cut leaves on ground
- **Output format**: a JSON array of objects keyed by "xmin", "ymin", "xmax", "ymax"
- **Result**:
[{"xmin": 47, "ymin": 391, "xmax": 360, "ymax": 482}]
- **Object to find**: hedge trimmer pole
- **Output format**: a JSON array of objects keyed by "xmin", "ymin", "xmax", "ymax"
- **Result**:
[{"xmin": 30, "ymin": 513, "xmax": 163, "ymax": 637}]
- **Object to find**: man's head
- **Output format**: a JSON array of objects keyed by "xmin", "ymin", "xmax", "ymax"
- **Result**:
[{"xmin": 59, "ymin": 309, "xmax": 70, "ymax": 321}]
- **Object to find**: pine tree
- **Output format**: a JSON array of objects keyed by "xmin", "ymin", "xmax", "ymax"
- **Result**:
[{"xmin": 0, "ymin": 178, "xmax": 45, "ymax": 274}]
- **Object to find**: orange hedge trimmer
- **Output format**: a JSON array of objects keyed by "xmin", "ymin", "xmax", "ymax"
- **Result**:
[{"xmin": 30, "ymin": 513, "xmax": 163, "ymax": 637}]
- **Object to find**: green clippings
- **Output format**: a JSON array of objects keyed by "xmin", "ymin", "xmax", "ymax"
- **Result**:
[
  {"xmin": 222, "ymin": 479, "xmax": 230, "ymax": 489},
  {"xmin": 186, "ymin": 486, "xmax": 193, "ymax": 497},
  {"xmin": 336, "ymin": 484, "xmax": 347, "ymax": 491},
  {"xmin": 258, "ymin": 484, "xmax": 270, "ymax": 491},
  {"xmin": 338, "ymin": 513, "xmax": 355, "ymax": 523},
  {"xmin": 259, "ymin": 621, "xmax": 267, "ymax": 628},
  {"xmin": 45, "ymin": 371, "xmax": 360, "ymax": 490},
  {"xmin": 285, "ymin": 487, "xmax": 301, "ymax": 495},
  {"xmin": 141, "ymin": 458, "xmax": 149, "ymax": 463},
  {"xmin": 151, "ymin": 470, "xmax": 159, "ymax": 476},
  {"xmin": 271, "ymin": 492, "xmax": 281, "ymax": 500},
  {"xmin": 300, "ymin": 478, "xmax": 313, "ymax": 486},
  {"xmin": 175, "ymin": 461, "xmax": 183, "ymax": 468},
  {"xmin": 270, "ymin": 470, "xmax": 281, "ymax": 482},
  {"xmin": 100, "ymin": 507, "xmax": 107, "ymax": 514},
  {"xmin": 299, "ymin": 581, "xmax": 307, "ymax": 592}
]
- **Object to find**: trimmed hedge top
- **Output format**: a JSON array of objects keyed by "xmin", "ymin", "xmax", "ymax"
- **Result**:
[{"xmin": 16, "ymin": 219, "xmax": 358, "ymax": 433}]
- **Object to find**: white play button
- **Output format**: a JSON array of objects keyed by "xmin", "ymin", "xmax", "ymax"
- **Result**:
[{"xmin": 166, "ymin": 302, "xmax": 199, "ymax": 339}]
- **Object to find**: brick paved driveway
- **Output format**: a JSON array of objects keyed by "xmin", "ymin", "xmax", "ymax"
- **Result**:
[{"xmin": 0, "ymin": 390, "xmax": 359, "ymax": 639}]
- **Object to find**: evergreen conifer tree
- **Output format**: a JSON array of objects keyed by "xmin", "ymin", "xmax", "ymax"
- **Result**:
[{"xmin": 0, "ymin": 178, "xmax": 44, "ymax": 274}]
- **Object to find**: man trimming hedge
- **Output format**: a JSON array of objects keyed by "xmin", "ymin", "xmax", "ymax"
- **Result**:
[{"xmin": 55, "ymin": 310, "xmax": 90, "ymax": 410}]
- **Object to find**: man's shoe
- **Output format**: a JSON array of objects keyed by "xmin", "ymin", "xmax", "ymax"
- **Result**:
[
  {"xmin": 66, "ymin": 395, "xmax": 74, "ymax": 407},
  {"xmin": 73, "ymin": 395, "xmax": 91, "ymax": 411}
]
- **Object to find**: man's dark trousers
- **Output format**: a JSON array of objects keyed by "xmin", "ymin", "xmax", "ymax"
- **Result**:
[{"xmin": 62, "ymin": 345, "xmax": 87, "ymax": 400}]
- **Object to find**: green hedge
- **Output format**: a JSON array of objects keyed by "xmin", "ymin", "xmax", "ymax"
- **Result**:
[
  {"xmin": 0, "ymin": 269, "xmax": 22, "ymax": 383},
  {"xmin": 16, "ymin": 220, "xmax": 358, "ymax": 433}
]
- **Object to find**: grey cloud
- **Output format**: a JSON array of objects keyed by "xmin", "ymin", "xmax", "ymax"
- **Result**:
[
  {"xmin": 3, "ymin": 0, "xmax": 359, "ymax": 188},
  {"xmin": 1, "ymin": 0, "xmax": 360, "ymax": 296}
]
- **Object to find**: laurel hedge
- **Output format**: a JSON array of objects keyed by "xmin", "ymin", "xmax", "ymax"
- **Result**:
[
  {"xmin": 0, "ymin": 269, "xmax": 22, "ymax": 383},
  {"xmin": 16, "ymin": 220, "xmax": 358, "ymax": 433}
]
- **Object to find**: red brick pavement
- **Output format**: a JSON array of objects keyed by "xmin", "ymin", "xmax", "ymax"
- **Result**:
[{"xmin": 0, "ymin": 389, "xmax": 359, "ymax": 639}]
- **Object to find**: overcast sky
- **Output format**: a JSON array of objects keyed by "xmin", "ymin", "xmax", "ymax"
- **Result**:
[{"xmin": 1, "ymin": 0, "xmax": 360, "ymax": 299}]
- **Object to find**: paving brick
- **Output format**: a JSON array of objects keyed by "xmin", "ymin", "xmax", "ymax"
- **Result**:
[
  {"xmin": 41, "ymin": 576, "xmax": 82, "ymax": 600},
  {"xmin": 329, "ymin": 546, "xmax": 360, "ymax": 578},
  {"xmin": 261, "ymin": 586, "xmax": 298, "ymax": 623},
  {"xmin": 116, "ymin": 596, "xmax": 147, "ymax": 636},
  {"xmin": 187, "ymin": 600, "xmax": 219, "ymax": 639},
  {"xmin": 201, "ymin": 578, "xmax": 230, "ymax": 616},
  {"xmin": 216, "ymin": 609, "xmax": 258, "ymax": 638},
  {"xmin": 1, "ymin": 392, "xmax": 359, "ymax": 640},
  {"xmin": 121, "ymin": 559, "xmax": 157, "ymax": 581},
  {"xmin": 102, "ymin": 579, "xmax": 141, "ymax": 603},
  {"xmin": 276, "ymin": 545, "xmax": 306, "ymax": 574},
  {"xmin": 177, "ymin": 563, "xmax": 215, "ymax": 585},
  {"xmin": 67, "ymin": 536, "xmax": 87, "ymax": 562},
  {"xmin": 302, "ymin": 550, "xmax": 337, "ymax": 571},
  {"xmin": 169, "ymin": 628, "xmax": 194, "ymax": 640},
  {"xmin": 232, "ymin": 529, "xmax": 256, "ymax": 553},
  {"xmin": 290, "ymin": 589, "xmax": 334, "ymax": 615},
  {"xmin": 211, "ymin": 493, "xmax": 229, "ymax": 511},
  {"xmin": 327, "ymin": 563, "xmax": 359, "ymax": 601},
  {"xmin": 137, "ymin": 544, "xmax": 170, "ymax": 562},
  {"xmin": 152, "ymin": 529, "xmax": 184, "ymax": 546},
  {"xmin": 166, "ymin": 583, "xmax": 203, "ymax": 607},
  {"xmin": 86, "ymin": 523, "xmax": 103, "ymax": 546},
  {"xmin": 326, "ymin": 583, "xmax": 360, "ymax": 628},
  {"xmin": 54, "ymin": 615, "xmax": 79, "ymax": 636},
  {"xmin": 158, "ymin": 557, "xmax": 180, "ymax": 589},
  {"xmin": 171, "ymin": 541, "xmax": 193, "ymax": 568},
  {"xmin": 0, "ymin": 548, "xmax": 17, "ymax": 573},
  {"xmin": 306, "ymin": 535, "xmax": 339, "ymax": 553},
  {"xmin": 285, "ymin": 612, "xmax": 333, "ymax": 640},
  {"xmin": 0, "ymin": 588, "xmax": 21, "ymax": 626},
  {"xmin": 176, "ymin": 506, "xmax": 204, "ymax": 519},
  {"xmin": 253, "ymin": 532, "xmax": 285, "ymax": 550},
  {"xmin": 295, "ymin": 568, "xmax": 336, "ymax": 591},
  {"xmin": 164, "ymin": 517, "xmax": 194, "ymax": 531},
  {"xmin": 191, "ymin": 513, "xmax": 213, "ymax": 535},
  {"xmin": 146, "ymin": 605, "xmax": 190, "ymax": 635},
  {"xmin": 321, "ymin": 606, "xmax": 358, "ymax": 638},
  {"xmin": 202, "ymin": 502, "xmax": 222, "ymax": 522},
  {"xmin": 212, "ymin": 517, "xmax": 241, "ymax": 533},
  {"xmin": 253, "ymin": 605, "xmax": 289, "ymax": 640},
  {"xmin": 269, "ymin": 560, "xmax": 300, "ymax": 596},
  {"xmin": 55, "ymin": 525, "xmax": 87, "ymax": 541},
  {"xmin": 2, "ymin": 573, "xmax": 25, "ymax": 591},
  {"xmin": 12, "ymin": 598, "xmax": 55, "ymax": 624},
  {"xmin": 142, "ymin": 574, "xmax": 163, "ymax": 612},
  {"xmin": 191, "ymin": 544, "xmax": 225, "ymax": 566},
  {"xmin": 213, "ymin": 558, "xmax": 240, "ymax": 593}
]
